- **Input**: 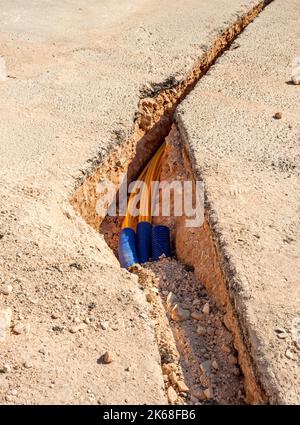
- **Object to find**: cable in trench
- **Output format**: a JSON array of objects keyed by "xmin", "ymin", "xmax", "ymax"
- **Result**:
[{"xmin": 118, "ymin": 141, "xmax": 171, "ymax": 268}]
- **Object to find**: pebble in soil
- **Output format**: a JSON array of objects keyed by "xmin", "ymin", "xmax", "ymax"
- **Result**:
[{"xmin": 144, "ymin": 256, "xmax": 245, "ymax": 405}]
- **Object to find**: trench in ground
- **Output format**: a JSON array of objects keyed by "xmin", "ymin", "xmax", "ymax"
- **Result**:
[{"xmin": 70, "ymin": 1, "xmax": 272, "ymax": 405}]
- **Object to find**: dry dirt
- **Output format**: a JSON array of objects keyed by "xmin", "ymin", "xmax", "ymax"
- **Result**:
[
  {"xmin": 141, "ymin": 258, "xmax": 245, "ymax": 405},
  {"xmin": 0, "ymin": 218, "xmax": 166, "ymax": 404}
]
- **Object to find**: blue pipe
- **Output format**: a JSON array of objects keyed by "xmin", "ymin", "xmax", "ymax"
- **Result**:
[
  {"xmin": 118, "ymin": 227, "xmax": 139, "ymax": 269},
  {"xmin": 152, "ymin": 225, "xmax": 171, "ymax": 260},
  {"xmin": 136, "ymin": 221, "xmax": 152, "ymax": 263}
]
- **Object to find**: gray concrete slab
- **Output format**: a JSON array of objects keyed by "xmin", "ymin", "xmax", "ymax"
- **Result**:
[{"xmin": 176, "ymin": 0, "xmax": 300, "ymax": 404}]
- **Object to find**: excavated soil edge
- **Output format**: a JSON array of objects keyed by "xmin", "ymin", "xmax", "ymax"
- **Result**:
[
  {"xmin": 168, "ymin": 124, "xmax": 267, "ymax": 404},
  {"xmin": 70, "ymin": 0, "xmax": 269, "ymax": 229}
]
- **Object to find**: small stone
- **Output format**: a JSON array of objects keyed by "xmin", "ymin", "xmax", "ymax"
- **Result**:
[
  {"xmin": 162, "ymin": 364, "xmax": 171, "ymax": 375},
  {"xmin": 228, "ymin": 354, "xmax": 238, "ymax": 365},
  {"xmin": 51, "ymin": 313, "xmax": 59, "ymax": 319},
  {"xmin": 177, "ymin": 381, "xmax": 189, "ymax": 393},
  {"xmin": 162, "ymin": 363, "xmax": 176, "ymax": 374},
  {"xmin": 167, "ymin": 386, "xmax": 178, "ymax": 404},
  {"xmin": 171, "ymin": 304, "xmax": 190, "ymax": 322},
  {"xmin": 0, "ymin": 363, "xmax": 11, "ymax": 373},
  {"xmin": 203, "ymin": 387, "xmax": 213, "ymax": 399},
  {"xmin": 0, "ymin": 285, "xmax": 13, "ymax": 295},
  {"xmin": 146, "ymin": 292, "xmax": 154, "ymax": 303},
  {"xmin": 166, "ymin": 292, "xmax": 177, "ymax": 310},
  {"xmin": 69, "ymin": 323, "xmax": 87, "ymax": 333},
  {"xmin": 0, "ymin": 304, "xmax": 12, "ymax": 342},
  {"xmin": 277, "ymin": 332, "xmax": 288, "ymax": 339},
  {"xmin": 273, "ymin": 112, "xmax": 282, "ymax": 119},
  {"xmin": 285, "ymin": 349, "xmax": 297, "ymax": 361},
  {"xmin": 39, "ymin": 348, "xmax": 46, "ymax": 355},
  {"xmin": 23, "ymin": 361, "xmax": 33, "ymax": 369},
  {"xmin": 13, "ymin": 322, "xmax": 30, "ymax": 335},
  {"xmin": 200, "ymin": 360, "xmax": 211, "ymax": 376},
  {"xmin": 5, "ymin": 395, "xmax": 13, "ymax": 402},
  {"xmin": 291, "ymin": 75, "xmax": 300, "ymax": 85},
  {"xmin": 168, "ymin": 371, "xmax": 177, "ymax": 385},
  {"xmin": 202, "ymin": 303, "xmax": 210, "ymax": 315},
  {"xmin": 191, "ymin": 312, "xmax": 203, "ymax": 321},
  {"xmin": 196, "ymin": 326, "xmax": 206, "ymax": 336},
  {"xmin": 99, "ymin": 321, "xmax": 108, "ymax": 330},
  {"xmin": 10, "ymin": 389, "xmax": 18, "ymax": 396},
  {"xmin": 291, "ymin": 58, "xmax": 300, "ymax": 85},
  {"xmin": 83, "ymin": 317, "xmax": 91, "ymax": 325},
  {"xmin": 103, "ymin": 351, "xmax": 114, "ymax": 364},
  {"xmin": 212, "ymin": 360, "xmax": 218, "ymax": 370}
]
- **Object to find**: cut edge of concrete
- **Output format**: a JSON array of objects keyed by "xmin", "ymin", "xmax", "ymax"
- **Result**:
[{"xmin": 174, "ymin": 0, "xmax": 300, "ymax": 404}]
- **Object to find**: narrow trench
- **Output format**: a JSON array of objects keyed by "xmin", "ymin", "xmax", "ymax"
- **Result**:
[
  {"xmin": 70, "ymin": 1, "xmax": 272, "ymax": 405},
  {"xmin": 125, "ymin": 126, "xmax": 247, "ymax": 405}
]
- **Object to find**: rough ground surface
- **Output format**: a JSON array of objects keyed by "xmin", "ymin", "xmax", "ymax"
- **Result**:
[
  {"xmin": 0, "ymin": 0, "xmax": 266, "ymax": 405},
  {"xmin": 176, "ymin": 0, "xmax": 300, "ymax": 404},
  {"xmin": 144, "ymin": 258, "xmax": 245, "ymax": 405}
]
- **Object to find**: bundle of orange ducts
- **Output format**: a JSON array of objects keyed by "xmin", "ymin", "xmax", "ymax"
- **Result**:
[{"xmin": 118, "ymin": 142, "xmax": 171, "ymax": 268}]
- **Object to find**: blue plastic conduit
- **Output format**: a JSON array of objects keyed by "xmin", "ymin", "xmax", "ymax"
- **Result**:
[
  {"xmin": 136, "ymin": 221, "xmax": 152, "ymax": 263},
  {"xmin": 118, "ymin": 227, "xmax": 139, "ymax": 269},
  {"xmin": 152, "ymin": 225, "xmax": 171, "ymax": 260}
]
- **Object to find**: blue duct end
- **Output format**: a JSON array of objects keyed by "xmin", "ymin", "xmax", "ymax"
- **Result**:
[
  {"xmin": 152, "ymin": 225, "xmax": 171, "ymax": 260},
  {"xmin": 136, "ymin": 221, "xmax": 152, "ymax": 263},
  {"xmin": 118, "ymin": 227, "xmax": 139, "ymax": 269}
]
